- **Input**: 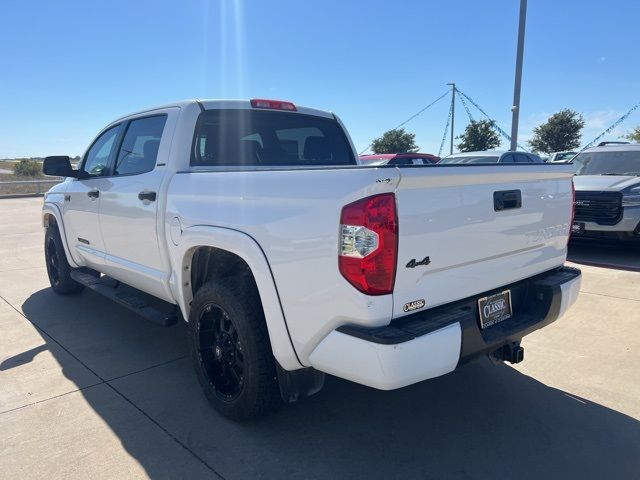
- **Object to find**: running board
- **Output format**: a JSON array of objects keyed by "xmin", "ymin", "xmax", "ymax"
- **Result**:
[{"xmin": 70, "ymin": 270, "xmax": 178, "ymax": 326}]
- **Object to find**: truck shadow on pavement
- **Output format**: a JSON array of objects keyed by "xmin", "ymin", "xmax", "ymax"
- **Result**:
[
  {"xmin": 568, "ymin": 242, "xmax": 640, "ymax": 271},
  {"xmin": 20, "ymin": 287, "xmax": 640, "ymax": 480}
]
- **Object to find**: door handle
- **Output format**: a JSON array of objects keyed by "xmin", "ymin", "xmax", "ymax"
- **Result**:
[
  {"xmin": 87, "ymin": 190, "xmax": 100, "ymax": 199},
  {"xmin": 138, "ymin": 191, "xmax": 157, "ymax": 202},
  {"xmin": 494, "ymin": 189, "xmax": 521, "ymax": 211}
]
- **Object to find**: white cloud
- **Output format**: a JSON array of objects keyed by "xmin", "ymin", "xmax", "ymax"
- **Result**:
[
  {"xmin": 583, "ymin": 110, "xmax": 620, "ymax": 129},
  {"xmin": 582, "ymin": 110, "xmax": 628, "ymax": 143}
]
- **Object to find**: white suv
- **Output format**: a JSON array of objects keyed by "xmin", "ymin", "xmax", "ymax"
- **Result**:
[{"xmin": 572, "ymin": 143, "xmax": 640, "ymax": 242}]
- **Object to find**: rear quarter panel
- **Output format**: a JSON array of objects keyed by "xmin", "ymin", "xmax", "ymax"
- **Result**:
[{"xmin": 166, "ymin": 167, "xmax": 400, "ymax": 363}]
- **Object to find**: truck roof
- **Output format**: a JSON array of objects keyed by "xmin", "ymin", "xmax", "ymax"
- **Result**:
[
  {"xmin": 581, "ymin": 143, "xmax": 640, "ymax": 153},
  {"xmin": 113, "ymin": 99, "xmax": 335, "ymax": 124}
]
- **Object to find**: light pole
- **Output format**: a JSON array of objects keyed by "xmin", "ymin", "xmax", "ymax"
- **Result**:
[
  {"xmin": 510, "ymin": 0, "xmax": 527, "ymax": 151},
  {"xmin": 447, "ymin": 82, "xmax": 456, "ymax": 155}
]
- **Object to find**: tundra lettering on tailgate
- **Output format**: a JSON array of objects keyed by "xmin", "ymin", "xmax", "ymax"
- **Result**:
[{"xmin": 525, "ymin": 224, "xmax": 569, "ymax": 244}]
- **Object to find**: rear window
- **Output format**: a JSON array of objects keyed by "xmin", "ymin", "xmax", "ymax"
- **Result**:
[
  {"xmin": 191, "ymin": 109, "xmax": 356, "ymax": 167},
  {"xmin": 555, "ymin": 152, "xmax": 576, "ymax": 162},
  {"xmin": 574, "ymin": 150, "xmax": 640, "ymax": 175},
  {"xmin": 514, "ymin": 153, "xmax": 533, "ymax": 163}
]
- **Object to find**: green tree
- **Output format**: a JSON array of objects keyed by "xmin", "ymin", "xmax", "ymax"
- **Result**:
[
  {"xmin": 371, "ymin": 128, "xmax": 419, "ymax": 154},
  {"xmin": 623, "ymin": 126, "xmax": 640, "ymax": 143},
  {"xmin": 456, "ymin": 120, "xmax": 501, "ymax": 152},
  {"xmin": 13, "ymin": 159, "xmax": 41, "ymax": 177},
  {"xmin": 528, "ymin": 109, "xmax": 585, "ymax": 154}
]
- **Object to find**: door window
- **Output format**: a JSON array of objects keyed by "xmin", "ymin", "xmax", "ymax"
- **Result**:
[
  {"xmin": 500, "ymin": 154, "xmax": 516, "ymax": 163},
  {"xmin": 82, "ymin": 125, "xmax": 122, "ymax": 176},
  {"xmin": 514, "ymin": 153, "xmax": 534, "ymax": 163},
  {"xmin": 114, "ymin": 115, "xmax": 167, "ymax": 176}
]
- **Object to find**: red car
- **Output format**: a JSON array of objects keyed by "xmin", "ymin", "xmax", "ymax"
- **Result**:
[{"xmin": 359, "ymin": 153, "xmax": 440, "ymax": 165}]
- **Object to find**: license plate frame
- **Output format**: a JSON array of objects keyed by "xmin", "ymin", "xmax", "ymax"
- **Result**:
[{"xmin": 478, "ymin": 290, "xmax": 513, "ymax": 329}]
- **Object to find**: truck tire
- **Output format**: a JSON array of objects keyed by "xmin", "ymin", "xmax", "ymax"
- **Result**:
[
  {"xmin": 44, "ymin": 226, "xmax": 84, "ymax": 294},
  {"xmin": 188, "ymin": 277, "xmax": 282, "ymax": 420}
]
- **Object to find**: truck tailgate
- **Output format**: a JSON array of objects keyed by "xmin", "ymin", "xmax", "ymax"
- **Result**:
[{"xmin": 392, "ymin": 165, "xmax": 574, "ymax": 318}]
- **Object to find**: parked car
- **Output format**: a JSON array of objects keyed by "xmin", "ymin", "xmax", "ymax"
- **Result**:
[
  {"xmin": 571, "ymin": 142, "xmax": 640, "ymax": 242},
  {"xmin": 547, "ymin": 151, "xmax": 578, "ymax": 163},
  {"xmin": 359, "ymin": 153, "xmax": 439, "ymax": 165},
  {"xmin": 440, "ymin": 150, "xmax": 543, "ymax": 164},
  {"xmin": 41, "ymin": 99, "xmax": 581, "ymax": 420}
]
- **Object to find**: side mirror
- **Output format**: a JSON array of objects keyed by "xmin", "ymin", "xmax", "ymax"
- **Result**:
[{"xmin": 43, "ymin": 156, "xmax": 77, "ymax": 178}]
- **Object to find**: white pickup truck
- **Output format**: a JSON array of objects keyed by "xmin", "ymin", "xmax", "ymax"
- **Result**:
[{"xmin": 42, "ymin": 99, "xmax": 581, "ymax": 419}]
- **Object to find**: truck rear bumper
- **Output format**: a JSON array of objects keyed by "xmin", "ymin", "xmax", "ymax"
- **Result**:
[{"xmin": 308, "ymin": 266, "xmax": 581, "ymax": 390}]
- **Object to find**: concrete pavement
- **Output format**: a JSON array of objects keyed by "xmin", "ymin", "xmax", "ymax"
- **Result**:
[{"xmin": 1, "ymin": 197, "xmax": 639, "ymax": 479}]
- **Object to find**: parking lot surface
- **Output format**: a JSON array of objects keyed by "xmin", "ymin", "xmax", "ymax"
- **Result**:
[{"xmin": 1, "ymin": 197, "xmax": 639, "ymax": 479}]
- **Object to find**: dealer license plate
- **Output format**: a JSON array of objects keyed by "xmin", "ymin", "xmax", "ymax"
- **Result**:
[{"xmin": 478, "ymin": 290, "xmax": 513, "ymax": 329}]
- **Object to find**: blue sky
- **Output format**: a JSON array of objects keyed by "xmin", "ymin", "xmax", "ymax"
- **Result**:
[{"xmin": 1, "ymin": 0, "xmax": 639, "ymax": 157}]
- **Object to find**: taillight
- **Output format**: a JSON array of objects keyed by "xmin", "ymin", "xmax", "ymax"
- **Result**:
[
  {"xmin": 250, "ymin": 99, "xmax": 297, "ymax": 111},
  {"xmin": 568, "ymin": 179, "xmax": 576, "ymax": 244},
  {"xmin": 339, "ymin": 193, "xmax": 398, "ymax": 295},
  {"xmin": 571, "ymin": 179, "xmax": 576, "ymax": 226}
]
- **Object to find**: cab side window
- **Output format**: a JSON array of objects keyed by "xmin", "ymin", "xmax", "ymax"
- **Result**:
[
  {"xmin": 82, "ymin": 125, "xmax": 122, "ymax": 177},
  {"xmin": 114, "ymin": 115, "xmax": 167, "ymax": 176},
  {"xmin": 515, "ymin": 153, "xmax": 533, "ymax": 163}
]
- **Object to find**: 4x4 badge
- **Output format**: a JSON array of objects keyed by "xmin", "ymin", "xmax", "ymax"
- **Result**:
[{"xmin": 406, "ymin": 256, "xmax": 430, "ymax": 268}]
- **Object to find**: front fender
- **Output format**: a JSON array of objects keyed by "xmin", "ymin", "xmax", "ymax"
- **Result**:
[
  {"xmin": 42, "ymin": 201, "xmax": 80, "ymax": 268},
  {"xmin": 169, "ymin": 225, "xmax": 303, "ymax": 370}
]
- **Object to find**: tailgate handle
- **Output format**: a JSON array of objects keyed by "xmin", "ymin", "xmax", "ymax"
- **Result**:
[
  {"xmin": 494, "ymin": 190, "xmax": 521, "ymax": 211},
  {"xmin": 138, "ymin": 191, "xmax": 157, "ymax": 202}
]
